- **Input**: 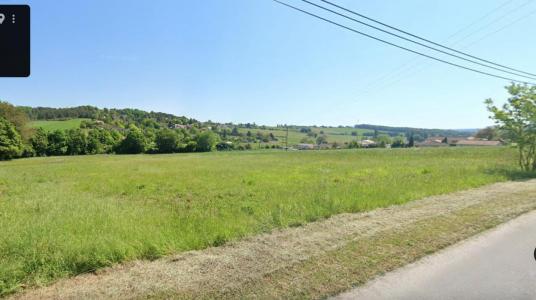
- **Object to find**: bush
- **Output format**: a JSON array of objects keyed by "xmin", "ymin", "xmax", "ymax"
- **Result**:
[
  {"xmin": 66, "ymin": 129, "xmax": 88, "ymax": 155},
  {"xmin": 20, "ymin": 144, "xmax": 35, "ymax": 158},
  {"xmin": 46, "ymin": 130, "xmax": 68, "ymax": 156},
  {"xmin": 0, "ymin": 117, "xmax": 23, "ymax": 160},
  {"xmin": 117, "ymin": 127, "xmax": 146, "ymax": 154},
  {"xmin": 196, "ymin": 131, "xmax": 219, "ymax": 152},
  {"xmin": 216, "ymin": 142, "xmax": 234, "ymax": 151},
  {"xmin": 155, "ymin": 129, "xmax": 180, "ymax": 153},
  {"xmin": 31, "ymin": 128, "xmax": 48, "ymax": 157}
]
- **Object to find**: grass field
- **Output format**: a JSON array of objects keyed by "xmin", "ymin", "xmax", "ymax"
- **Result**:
[
  {"xmin": 28, "ymin": 118, "xmax": 89, "ymax": 131},
  {"xmin": 0, "ymin": 147, "xmax": 523, "ymax": 295},
  {"xmin": 237, "ymin": 126, "xmax": 373, "ymax": 145}
]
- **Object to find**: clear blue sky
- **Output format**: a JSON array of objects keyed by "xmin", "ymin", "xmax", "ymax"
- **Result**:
[{"xmin": 1, "ymin": 0, "xmax": 536, "ymax": 129}]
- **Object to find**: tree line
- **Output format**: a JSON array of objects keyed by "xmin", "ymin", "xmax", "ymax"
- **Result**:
[{"xmin": 0, "ymin": 102, "xmax": 290, "ymax": 160}]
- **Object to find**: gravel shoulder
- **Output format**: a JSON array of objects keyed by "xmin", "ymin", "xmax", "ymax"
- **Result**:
[{"xmin": 12, "ymin": 179, "xmax": 536, "ymax": 300}]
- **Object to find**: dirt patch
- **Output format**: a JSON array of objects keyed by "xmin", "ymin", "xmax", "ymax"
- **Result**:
[{"xmin": 12, "ymin": 180, "xmax": 536, "ymax": 300}]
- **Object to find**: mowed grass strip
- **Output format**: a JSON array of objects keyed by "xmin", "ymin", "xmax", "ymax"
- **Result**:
[
  {"xmin": 214, "ymin": 188, "xmax": 536, "ymax": 300},
  {"xmin": 0, "ymin": 147, "xmax": 523, "ymax": 295}
]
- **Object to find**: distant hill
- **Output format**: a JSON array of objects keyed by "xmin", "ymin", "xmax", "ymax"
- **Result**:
[
  {"xmin": 19, "ymin": 105, "xmax": 480, "ymax": 147},
  {"xmin": 19, "ymin": 105, "xmax": 199, "ymax": 129},
  {"xmin": 353, "ymin": 124, "xmax": 476, "ymax": 139}
]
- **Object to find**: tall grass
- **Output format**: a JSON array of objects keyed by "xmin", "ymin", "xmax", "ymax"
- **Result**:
[{"xmin": 0, "ymin": 147, "xmax": 522, "ymax": 294}]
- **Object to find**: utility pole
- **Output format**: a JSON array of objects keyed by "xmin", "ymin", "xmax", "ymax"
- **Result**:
[{"xmin": 285, "ymin": 124, "xmax": 289, "ymax": 151}]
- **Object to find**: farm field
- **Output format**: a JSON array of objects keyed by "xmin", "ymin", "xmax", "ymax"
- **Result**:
[
  {"xmin": 28, "ymin": 118, "xmax": 89, "ymax": 131},
  {"xmin": 0, "ymin": 147, "xmax": 523, "ymax": 295},
  {"xmin": 236, "ymin": 126, "xmax": 373, "ymax": 145}
]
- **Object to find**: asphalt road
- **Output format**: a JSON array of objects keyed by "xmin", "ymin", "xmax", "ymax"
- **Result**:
[{"xmin": 334, "ymin": 211, "xmax": 536, "ymax": 300}]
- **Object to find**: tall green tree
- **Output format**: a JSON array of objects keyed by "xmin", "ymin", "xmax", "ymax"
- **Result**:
[
  {"xmin": 475, "ymin": 126, "xmax": 500, "ymax": 141},
  {"xmin": 0, "ymin": 101, "xmax": 32, "ymax": 140},
  {"xmin": 31, "ymin": 128, "xmax": 48, "ymax": 156},
  {"xmin": 408, "ymin": 134, "xmax": 415, "ymax": 148},
  {"xmin": 0, "ymin": 117, "xmax": 23, "ymax": 160},
  {"xmin": 486, "ymin": 84, "xmax": 536, "ymax": 171},
  {"xmin": 316, "ymin": 135, "xmax": 328, "ymax": 145},
  {"xmin": 47, "ymin": 130, "xmax": 68, "ymax": 156},
  {"xmin": 231, "ymin": 127, "xmax": 239, "ymax": 136},
  {"xmin": 66, "ymin": 129, "xmax": 88, "ymax": 155},
  {"xmin": 117, "ymin": 126, "xmax": 146, "ymax": 154},
  {"xmin": 375, "ymin": 134, "xmax": 393, "ymax": 148},
  {"xmin": 156, "ymin": 129, "xmax": 180, "ymax": 153},
  {"xmin": 196, "ymin": 131, "xmax": 219, "ymax": 152}
]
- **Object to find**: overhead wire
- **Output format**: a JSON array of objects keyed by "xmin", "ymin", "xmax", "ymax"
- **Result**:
[
  {"xmin": 319, "ymin": 0, "xmax": 536, "ymax": 77},
  {"xmin": 273, "ymin": 0, "xmax": 536, "ymax": 85}
]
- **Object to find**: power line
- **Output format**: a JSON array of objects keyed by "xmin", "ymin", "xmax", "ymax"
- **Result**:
[
  {"xmin": 445, "ymin": 0, "xmax": 516, "ymax": 39},
  {"xmin": 462, "ymin": 7, "xmax": 536, "ymax": 49},
  {"xmin": 273, "ymin": 0, "xmax": 536, "ymax": 85},
  {"xmin": 355, "ymin": 0, "xmax": 536, "ymax": 97},
  {"xmin": 320, "ymin": 0, "xmax": 536, "ymax": 78},
  {"xmin": 298, "ymin": 0, "xmax": 536, "ymax": 80},
  {"xmin": 356, "ymin": 0, "xmax": 534, "ymax": 95},
  {"xmin": 451, "ymin": 0, "xmax": 533, "ymax": 47}
]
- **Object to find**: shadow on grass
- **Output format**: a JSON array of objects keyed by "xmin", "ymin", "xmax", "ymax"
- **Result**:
[{"xmin": 485, "ymin": 167, "xmax": 536, "ymax": 181}]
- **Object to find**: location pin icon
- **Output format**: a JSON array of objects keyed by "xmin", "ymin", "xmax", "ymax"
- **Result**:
[{"xmin": 0, "ymin": 14, "xmax": 5, "ymax": 24}]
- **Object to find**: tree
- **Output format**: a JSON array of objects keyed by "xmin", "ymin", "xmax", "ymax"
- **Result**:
[
  {"xmin": 375, "ymin": 134, "xmax": 392, "ymax": 148},
  {"xmin": 486, "ymin": 84, "xmax": 536, "ymax": 171},
  {"xmin": 408, "ymin": 134, "xmax": 415, "ymax": 148},
  {"xmin": 86, "ymin": 129, "xmax": 121, "ymax": 154},
  {"xmin": 117, "ymin": 127, "xmax": 146, "ymax": 154},
  {"xmin": 475, "ymin": 126, "xmax": 500, "ymax": 141},
  {"xmin": 47, "ymin": 130, "xmax": 68, "ymax": 156},
  {"xmin": 196, "ymin": 131, "xmax": 219, "ymax": 152},
  {"xmin": 216, "ymin": 141, "xmax": 234, "ymax": 151},
  {"xmin": 86, "ymin": 129, "xmax": 104, "ymax": 154},
  {"xmin": 0, "ymin": 101, "xmax": 32, "ymax": 140},
  {"xmin": 348, "ymin": 140, "xmax": 360, "ymax": 149},
  {"xmin": 316, "ymin": 135, "xmax": 328, "ymax": 145},
  {"xmin": 31, "ymin": 128, "xmax": 48, "ymax": 156},
  {"xmin": 231, "ymin": 127, "xmax": 239, "ymax": 136},
  {"xmin": 156, "ymin": 129, "xmax": 179, "ymax": 153},
  {"xmin": 66, "ymin": 129, "xmax": 88, "ymax": 155},
  {"xmin": 391, "ymin": 135, "xmax": 407, "ymax": 148},
  {"xmin": 0, "ymin": 117, "xmax": 23, "ymax": 160}
]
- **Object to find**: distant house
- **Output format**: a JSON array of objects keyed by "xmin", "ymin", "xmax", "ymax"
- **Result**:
[
  {"xmin": 451, "ymin": 140, "xmax": 503, "ymax": 147},
  {"xmin": 359, "ymin": 139, "xmax": 377, "ymax": 148},
  {"xmin": 417, "ymin": 136, "xmax": 502, "ymax": 147},
  {"xmin": 416, "ymin": 137, "xmax": 449, "ymax": 147},
  {"xmin": 172, "ymin": 124, "xmax": 192, "ymax": 130},
  {"xmin": 297, "ymin": 143, "xmax": 315, "ymax": 150}
]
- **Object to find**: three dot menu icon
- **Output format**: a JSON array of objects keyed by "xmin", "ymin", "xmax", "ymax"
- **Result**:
[{"xmin": 0, "ymin": 5, "xmax": 30, "ymax": 77}]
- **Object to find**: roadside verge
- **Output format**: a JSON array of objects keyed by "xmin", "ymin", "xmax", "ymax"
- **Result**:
[{"xmin": 13, "ymin": 180, "xmax": 536, "ymax": 299}]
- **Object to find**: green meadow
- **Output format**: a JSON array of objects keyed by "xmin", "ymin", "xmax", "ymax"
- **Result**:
[
  {"xmin": 0, "ymin": 147, "xmax": 523, "ymax": 295},
  {"xmin": 28, "ymin": 118, "xmax": 90, "ymax": 131},
  {"xmin": 237, "ymin": 126, "xmax": 373, "ymax": 145}
]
